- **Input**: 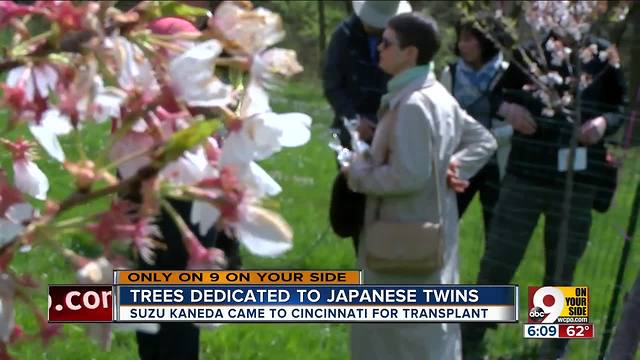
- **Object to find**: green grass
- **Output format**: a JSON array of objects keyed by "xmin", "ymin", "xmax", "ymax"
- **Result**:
[{"xmin": 1, "ymin": 80, "xmax": 639, "ymax": 359}]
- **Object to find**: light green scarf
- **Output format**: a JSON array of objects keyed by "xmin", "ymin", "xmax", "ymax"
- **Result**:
[{"xmin": 380, "ymin": 63, "xmax": 432, "ymax": 110}]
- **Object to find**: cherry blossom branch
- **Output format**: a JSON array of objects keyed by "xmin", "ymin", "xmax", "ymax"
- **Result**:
[
  {"xmin": 215, "ymin": 56, "xmax": 252, "ymax": 71},
  {"xmin": 528, "ymin": 25, "xmax": 549, "ymax": 71},
  {"xmin": 49, "ymin": 216, "xmax": 90, "ymax": 230},
  {"xmin": 160, "ymin": 198, "xmax": 189, "ymax": 235},
  {"xmin": 103, "ymin": 146, "xmax": 156, "ymax": 172},
  {"xmin": 57, "ymin": 164, "xmax": 159, "ymax": 215},
  {"xmin": 73, "ymin": 128, "xmax": 88, "ymax": 161},
  {"xmin": 100, "ymin": 100, "xmax": 162, "ymax": 166}
]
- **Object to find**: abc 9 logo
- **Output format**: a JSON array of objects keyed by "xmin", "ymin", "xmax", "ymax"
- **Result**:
[{"xmin": 529, "ymin": 287, "xmax": 564, "ymax": 323}]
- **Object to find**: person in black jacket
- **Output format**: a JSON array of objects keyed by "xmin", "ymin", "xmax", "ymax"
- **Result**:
[
  {"xmin": 441, "ymin": 19, "xmax": 538, "ymax": 243},
  {"xmin": 323, "ymin": 1, "xmax": 410, "ymax": 252},
  {"xmin": 323, "ymin": 1, "xmax": 411, "ymax": 147},
  {"xmin": 463, "ymin": 33, "xmax": 626, "ymax": 359},
  {"xmin": 135, "ymin": 199, "xmax": 240, "ymax": 360},
  {"xmin": 131, "ymin": 16, "xmax": 242, "ymax": 360}
]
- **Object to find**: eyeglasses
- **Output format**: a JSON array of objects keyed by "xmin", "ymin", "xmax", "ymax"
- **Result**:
[{"xmin": 380, "ymin": 37, "xmax": 399, "ymax": 50}]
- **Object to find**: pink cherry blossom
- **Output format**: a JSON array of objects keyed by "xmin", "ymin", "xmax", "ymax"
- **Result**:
[
  {"xmin": 232, "ymin": 205, "xmax": 292, "ymax": 257},
  {"xmin": 6, "ymin": 64, "xmax": 58, "ymax": 103},
  {"xmin": 8, "ymin": 325, "xmax": 22, "ymax": 344},
  {"xmin": 108, "ymin": 131, "xmax": 155, "ymax": 179},
  {"xmin": 34, "ymin": 0, "xmax": 92, "ymax": 32},
  {"xmin": 28, "ymin": 108, "xmax": 73, "ymax": 162},
  {"xmin": 0, "ymin": 4, "xmax": 312, "ymax": 350},
  {"xmin": 114, "ymin": 219, "xmax": 161, "ymax": 265},
  {"xmin": 251, "ymin": 48, "xmax": 303, "ymax": 87},
  {"xmin": 0, "ymin": 203, "xmax": 37, "ymax": 249},
  {"xmin": 86, "ymin": 201, "xmax": 136, "ymax": 250},
  {"xmin": 0, "ymin": 84, "xmax": 30, "ymax": 126},
  {"xmin": 220, "ymin": 111, "xmax": 311, "ymax": 164},
  {"xmin": 104, "ymin": 36, "xmax": 160, "ymax": 101},
  {"xmin": 168, "ymin": 40, "xmax": 232, "ymax": 108},
  {"xmin": 0, "ymin": 172, "xmax": 22, "ymax": 219},
  {"xmin": 182, "ymin": 229, "xmax": 226, "ymax": 270},
  {"xmin": 0, "ymin": 1, "xmax": 36, "ymax": 28},
  {"xmin": 3, "ymin": 138, "xmax": 48, "ymax": 200},
  {"xmin": 212, "ymin": 1, "xmax": 285, "ymax": 55},
  {"xmin": 34, "ymin": 311, "xmax": 62, "ymax": 346}
]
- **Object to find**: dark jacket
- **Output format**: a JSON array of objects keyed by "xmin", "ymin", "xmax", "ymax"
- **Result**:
[
  {"xmin": 496, "ymin": 36, "xmax": 626, "ymax": 185},
  {"xmin": 322, "ymin": 15, "xmax": 390, "ymax": 125}
]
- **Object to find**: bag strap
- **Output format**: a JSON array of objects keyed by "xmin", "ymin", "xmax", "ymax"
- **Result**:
[
  {"xmin": 455, "ymin": 61, "xmax": 509, "ymax": 111},
  {"xmin": 449, "ymin": 62, "xmax": 457, "ymax": 94},
  {"xmin": 374, "ymin": 100, "xmax": 443, "ymax": 225},
  {"xmin": 382, "ymin": 116, "xmax": 444, "ymax": 223},
  {"xmin": 487, "ymin": 61, "xmax": 509, "ymax": 93},
  {"xmin": 426, "ymin": 105, "xmax": 443, "ymax": 224},
  {"xmin": 416, "ymin": 92, "xmax": 443, "ymax": 224}
]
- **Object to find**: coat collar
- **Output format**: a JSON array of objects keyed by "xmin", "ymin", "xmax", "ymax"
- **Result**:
[{"xmin": 388, "ymin": 71, "xmax": 436, "ymax": 109}]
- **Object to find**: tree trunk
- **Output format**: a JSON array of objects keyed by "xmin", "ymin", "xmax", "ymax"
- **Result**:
[
  {"xmin": 318, "ymin": 0, "xmax": 326, "ymax": 73},
  {"xmin": 408, "ymin": 0, "xmax": 424, "ymax": 11},
  {"xmin": 628, "ymin": 3, "xmax": 640, "ymax": 146},
  {"xmin": 607, "ymin": 270, "xmax": 640, "ymax": 359},
  {"xmin": 344, "ymin": 0, "xmax": 352, "ymax": 15}
]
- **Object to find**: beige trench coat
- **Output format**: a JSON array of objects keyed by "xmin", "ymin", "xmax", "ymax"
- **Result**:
[{"xmin": 347, "ymin": 72, "xmax": 497, "ymax": 360}]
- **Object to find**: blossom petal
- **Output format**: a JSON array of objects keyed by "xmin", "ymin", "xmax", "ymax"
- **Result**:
[
  {"xmin": 94, "ymin": 88, "xmax": 126, "ymax": 123},
  {"xmin": 243, "ymin": 162, "xmax": 281, "ymax": 197},
  {"xmin": 108, "ymin": 36, "xmax": 160, "ymax": 94},
  {"xmin": 6, "ymin": 66, "xmax": 27, "ymax": 88},
  {"xmin": 33, "ymin": 65, "xmax": 58, "ymax": 99},
  {"xmin": 169, "ymin": 40, "xmax": 232, "ymax": 108},
  {"xmin": 109, "ymin": 132, "xmax": 154, "ymax": 179},
  {"xmin": 213, "ymin": 2, "xmax": 284, "ymax": 54},
  {"xmin": 29, "ymin": 109, "xmax": 73, "ymax": 162},
  {"xmin": 29, "ymin": 125, "xmax": 65, "ymax": 162},
  {"xmin": 234, "ymin": 205, "xmax": 292, "ymax": 256},
  {"xmin": 5, "ymin": 203, "xmax": 35, "ymax": 223},
  {"xmin": 161, "ymin": 148, "xmax": 208, "ymax": 185},
  {"xmin": 263, "ymin": 112, "xmax": 311, "ymax": 148},
  {"xmin": 252, "ymin": 118, "xmax": 283, "ymax": 160},
  {"xmin": 41, "ymin": 109, "xmax": 73, "ymax": 135},
  {"xmin": 0, "ymin": 274, "xmax": 16, "ymax": 343},
  {"xmin": 253, "ymin": 48, "xmax": 303, "ymax": 79},
  {"xmin": 0, "ymin": 219, "xmax": 23, "ymax": 248},
  {"xmin": 13, "ymin": 160, "xmax": 49, "ymax": 200},
  {"xmin": 77, "ymin": 257, "xmax": 113, "ymax": 284},
  {"xmin": 219, "ymin": 131, "xmax": 256, "ymax": 166},
  {"xmin": 239, "ymin": 82, "xmax": 271, "ymax": 118},
  {"xmin": 7, "ymin": 66, "xmax": 34, "ymax": 101},
  {"xmin": 190, "ymin": 200, "xmax": 220, "ymax": 236}
]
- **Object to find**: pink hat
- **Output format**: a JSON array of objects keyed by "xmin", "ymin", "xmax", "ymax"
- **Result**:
[
  {"xmin": 148, "ymin": 17, "xmax": 199, "ymax": 35},
  {"xmin": 147, "ymin": 17, "xmax": 200, "ymax": 113}
]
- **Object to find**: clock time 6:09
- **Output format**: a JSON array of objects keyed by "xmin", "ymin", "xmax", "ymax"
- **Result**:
[{"xmin": 523, "ymin": 324, "xmax": 558, "ymax": 338}]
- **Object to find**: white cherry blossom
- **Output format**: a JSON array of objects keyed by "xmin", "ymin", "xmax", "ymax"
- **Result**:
[
  {"xmin": 6, "ymin": 64, "xmax": 58, "ymax": 102},
  {"xmin": 169, "ymin": 40, "xmax": 232, "ymax": 108}
]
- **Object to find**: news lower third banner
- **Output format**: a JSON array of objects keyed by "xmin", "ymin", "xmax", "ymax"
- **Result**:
[{"xmin": 48, "ymin": 271, "xmax": 518, "ymax": 323}]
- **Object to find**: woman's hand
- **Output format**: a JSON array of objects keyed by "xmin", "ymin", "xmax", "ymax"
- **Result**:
[
  {"xmin": 357, "ymin": 117, "xmax": 376, "ymax": 142},
  {"xmin": 446, "ymin": 160, "xmax": 469, "ymax": 193},
  {"xmin": 498, "ymin": 102, "xmax": 537, "ymax": 135},
  {"xmin": 578, "ymin": 116, "xmax": 607, "ymax": 145}
]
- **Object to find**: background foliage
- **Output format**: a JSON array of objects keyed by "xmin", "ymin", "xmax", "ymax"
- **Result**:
[{"xmin": 1, "ymin": 1, "xmax": 639, "ymax": 359}]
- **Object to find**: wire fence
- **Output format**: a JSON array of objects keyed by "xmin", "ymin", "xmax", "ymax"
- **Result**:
[{"xmin": 267, "ymin": 90, "xmax": 640, "ymax": 359}]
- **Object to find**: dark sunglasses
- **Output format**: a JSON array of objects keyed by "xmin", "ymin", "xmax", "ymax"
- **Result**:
[{"xmin": 380, "ymin": 37, "xmax": 399, "ymax": 50}]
